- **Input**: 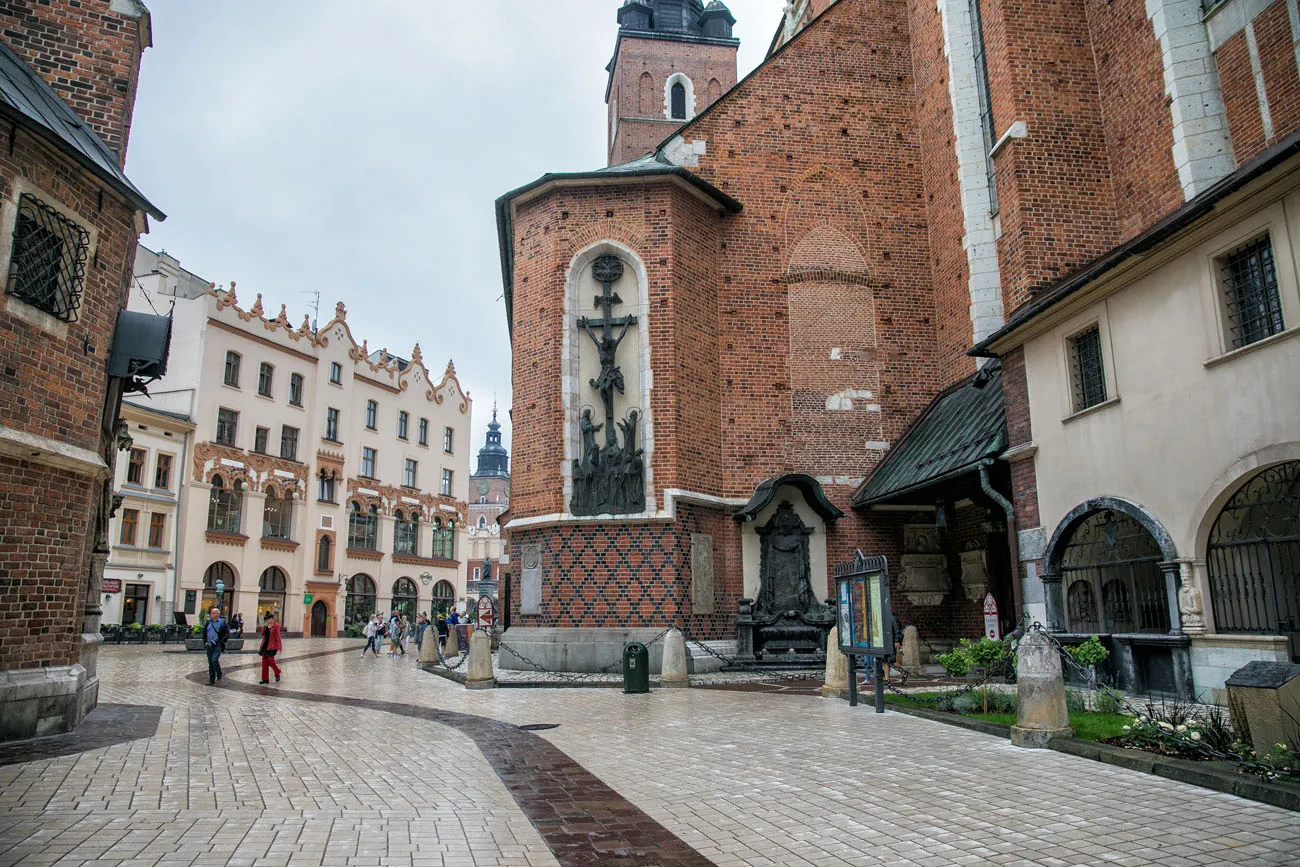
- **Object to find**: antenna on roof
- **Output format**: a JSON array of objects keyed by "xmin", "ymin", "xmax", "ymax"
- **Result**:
[{"xmin": 302, "ymin": 289, "xmax": 321, "ymax": 331}]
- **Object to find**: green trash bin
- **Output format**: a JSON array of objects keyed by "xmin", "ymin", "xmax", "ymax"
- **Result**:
[{"xmin": 623, "ymin": 642, "xmax": 649, "ymax": 694}]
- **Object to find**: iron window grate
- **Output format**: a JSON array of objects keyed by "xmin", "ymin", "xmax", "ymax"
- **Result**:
[
  {"xmin": 1069, "ymin": 326, "xmax": 1106, "ymax": 412},
  {"xmin": 6, "ymin": 194, "xmax": 90, "ymax": 322},
  {"xmin": 1221, "ymin": 236, "xmax": 1285, "ymax": 349}
]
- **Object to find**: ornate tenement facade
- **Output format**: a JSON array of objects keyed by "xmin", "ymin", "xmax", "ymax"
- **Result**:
[
  {"xmin": 0, "ymin": 0, "xmax": 165, "ymax": 741},
  {"xmin": 130, "ymin": 246, "xmax": 472, "ymax": 637}
]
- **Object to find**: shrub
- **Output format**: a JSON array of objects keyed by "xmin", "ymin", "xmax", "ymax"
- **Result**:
[{"xmin": 1065, "ymin": 635, "xmax": 1109, "ymax": 667}]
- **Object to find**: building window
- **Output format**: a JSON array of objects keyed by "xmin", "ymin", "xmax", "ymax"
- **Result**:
[
  {"xmin": 393, "ymin": 510, "xmax": 418, "ymax": 556},
  {"xmin": 365, "ymin": 400, "xmax": 378, "ymax": 430},
  {"xmin": 126, "ymin": 448, "xmax": 146, "ymax": 485},
  {"xmin": 670, "ymin": 81, "xmax": 686, "ymax": 120},
  {"xmin": 443, "ymin": 426, "xmax": 454, "ymax": 453},
  {"xmin": 325, "ymin": 407, "xmax": 340, "ymax": 441},
  {"xmin": 206, "ymin": 475, "xmax": 243, "ymax": 535},
  {"xmin": 119, "ymin": 508, "xmax": 139, "ymax": 545},
  {"xmin": 4, "ymin": 193, "xmax": 90, "ymax": 322},
  {"xmin": 258, "ymin": 567, "xmax": 288, "ymax": 623},
  {"xmin": 154, "ymin": 454, "xmax": 172, "ymax": 490},
  {"xmin": 1068, "ymin": 325, "xmax": 1107, "ymax": 413},
  {"xmin": 432, "ymin": 519, "xmax": 455, "ymax": 560},
  {"xmin": 258, "ymin": 362, "xmax": 274, "ymax": 397},
  {"xmin": 348, "ymin": 501, "xmax": 379, "ymax": 551},
  {"xmin": 253, "ymin": 426, "xmax": 269, "ymax": 454},
  {"xmin": 345, "ymin": 574, "xmax": 376, "ymax": 625},
  {"xmin": 148, "ymin": 512, "xmax": 166, "ymax": 548},
  {"xmin": 440, "ymin": 468, "xmax": 453, "ymax": 496},
  {"xmin": 224, "ymin": 351, "xmax": 241, "ymax": 387},
  {"xmin": 1220, "ymin": 235, "xmax": 1285, "ymax": 349},
  {"xmin": 122, "ymin": 583, "xmax": 149, "ymax": 625},
  {"xmin": 289, "ymin": 373, "xmax": 304, "ymax": 407},
  {"xmin": 970, "ymin": 0, "xmax": 998, "ymax": 214},
  {"xmin": 478, "ymin": 515, "xmax": 488, "ymax": 529},
  {"xmin": 263, "ymin": 486, "xmax": 293, "ymax": 540},
  {"xmin": 398, "ymin": 411, "xmax": 409, "ymax": 440},
  {"xmin": 403, "ymin": 458, "xmax": 418, "ymax": 488},
  {"xmin": 280, "ymin": 425, "xmax": 299, "ymax": 461},
  {"xmin": 329, "ymin": 361, "xmax": 342, "ymax": 384},
  {"xmin": 318, "ymin": 468, "xmax": 338, "ymax": 503},
  {"xmin": 418, "ymin": 418, "xmax": 429, "ymax": 446},
  {"xmin": 317, "ymin": 535, "xmax": 332, "ymax": 572},
  {"xmin": 216, "ymin": 408, "xmax": 239, "ymax": 446},
  {"xmin": 361, "ymin": 446, "xmax": 377, "ymax": 479}
]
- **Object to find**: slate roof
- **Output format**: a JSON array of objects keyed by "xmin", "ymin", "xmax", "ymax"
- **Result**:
[
  {"xmin": 852, "ymin": 362, "xmax": 1006, "ymax": 508},
  {"xmin": 733, "ymin": 473, "xmax": 845, "ymax": 523},
  {"xmin": 0, "ymin": 39, "xmax": 164, "ymax": 220}
]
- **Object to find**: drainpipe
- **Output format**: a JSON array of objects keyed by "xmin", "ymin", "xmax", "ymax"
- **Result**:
[
  {"xmin": 171, "ymin": 426, "xmax": 190, "ymax": 624},
  {"xmin": 979, "ymin": 460, "xmax": 1023, "ymax": 620}
]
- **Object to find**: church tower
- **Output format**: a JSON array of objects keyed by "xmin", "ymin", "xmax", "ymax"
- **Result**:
[
  {"xmin": 469, "ymin": 404, "xmax": 510, "ymax": 528},
  {"xmin": 605, "ymin": 0, "xmax": 738, "ymax": 165}
]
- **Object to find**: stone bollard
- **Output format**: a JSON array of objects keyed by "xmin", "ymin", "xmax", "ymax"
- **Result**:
[
  {"xmin": 823, "ymin": 626, "xmax": 849, "ymax": 699},
  {"xmin": 444, "ymin": 625, "xmax": 460, "ymax": 656},
  {"xmin": 660, "ymin": 628, "xmax": 690, "ymax": 688},
  {"xmin": 1010, "ymin": 629, "xmax": 1073, "ymax": 748},
  {"xmin": 465, "ymin": 628, "xmax": 496, "ymax": 690},
  {"xmin": 899, "ymin": 625, "xmax": 922, "ymax": 670},
  {"xmin": 419, "ymin": 631, "xmax": 439, "ymax": 664}
]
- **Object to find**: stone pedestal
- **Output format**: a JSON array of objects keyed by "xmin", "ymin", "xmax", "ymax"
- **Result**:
[
  {"xmin": 822, "ymin": 626, "xmax": 848, "ymax": 698},
  {"xmin": 1225, "ymin": 661, "xmax": 1300, "ymax": 752},
  {"xmin": 444, "ymin": 625, "xmax": 460, "ymax": 656},
  {"xmin": 1010, "ymin": 629, "xmax": 1073, "ymax": 748},
  {"xmin": 419, "ymin": 631, "xmax": 440, "ymax": 664},
  {"xmin": 660, "ymin": 628, "xmax": 689, "ymax": 688},
  {"xmin": 899, "ymin": 625, "xmax": 922, "ymax": 670},
  {"xmin": 497, "ymin": 627, "xmax": 671, "ymax": 673},
  {"xmin": 465, "ymin": 629, "xmax": 496, "ymax": 690}
]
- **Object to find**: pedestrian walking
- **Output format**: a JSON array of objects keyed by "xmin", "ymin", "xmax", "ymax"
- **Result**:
[
  {"xmin": 231, "ymin": 612, "xmax": 244, "ymax": 638},
  {"xmin": 399, "ymin": 615, "xmax": 411, "ymax": 654},
  {"xmin": 259, "ymin": 612, "xmax": 283, "ymax": 684},
  {"xmin": 203, "ymin": 606, "xmax": 230, "ymax": 685},
  {"xmin": 415, "ymin": 613, "xmax": 428, "ymax": 650},
  {"xmin": 361, "ymin": 615, "xmax": 380, "ymax": 656}
]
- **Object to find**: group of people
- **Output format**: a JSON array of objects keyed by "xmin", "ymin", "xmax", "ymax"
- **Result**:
[
  {"xmin": 201, "ymin": 606, "xmax": 282, "ymax": 685},
  {"xmin": 359, "ymin": 610, "xmax": 462, "ymax": 658}
]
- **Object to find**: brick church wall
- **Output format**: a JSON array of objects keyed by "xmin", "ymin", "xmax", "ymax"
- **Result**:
[{"xmin": 1216, "ymin": 0, "xmax": 1300, "ymax": 166}]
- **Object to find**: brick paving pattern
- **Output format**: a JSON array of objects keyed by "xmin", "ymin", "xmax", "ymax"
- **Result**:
[{"xmin": 0, "ymin": 641, "xmax": 1297, "ymax": 866}]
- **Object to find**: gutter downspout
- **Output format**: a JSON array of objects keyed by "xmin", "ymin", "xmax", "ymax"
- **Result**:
[
  {"xmin": 979, "ymin": 460, "xmax": 1024, "ymax": 621},
  {"xmin": 171, "ymin": 425, "xmax": 189, "ymax": 624}
]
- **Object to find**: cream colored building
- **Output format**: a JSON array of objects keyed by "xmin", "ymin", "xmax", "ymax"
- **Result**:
[
  {"xmin": 103, "ymin": 402, "xmax": 195, "ymax": 626},
  {"xmin": 131, "ymin": 246, "xmax": 472, "ymax": 636},
  {"xmin": 976, "ymin": 143, "xmax": 1300, "ymax": 703}
]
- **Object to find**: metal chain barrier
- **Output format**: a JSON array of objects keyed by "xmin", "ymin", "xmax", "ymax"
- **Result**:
[
  {"xmin": 430, "ymin": 635, "xmax": 468, "ymax": 671},
  {"xmin": 492, "ymin": 625, "xmax": 676, "ymax": 683}
]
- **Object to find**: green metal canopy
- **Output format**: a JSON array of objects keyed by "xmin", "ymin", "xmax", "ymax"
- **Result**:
[
  {"xmin": 734, "ymin": 473, "xmax": 846, "ymax": 523},
  {"xmin": 852, "ymin": 362, "xmax": 1006, "ymax": 508}
]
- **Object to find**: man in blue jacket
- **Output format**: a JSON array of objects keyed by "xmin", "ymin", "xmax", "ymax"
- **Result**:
[{"xmin": 204, "ymin": 607, "xmax": 231, "ymax": 685}]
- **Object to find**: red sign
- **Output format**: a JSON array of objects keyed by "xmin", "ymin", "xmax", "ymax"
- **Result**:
[
  {"xmin": 983, "ymin": 592, "xmax": 1000, "ymax": 640},
  {"xmin": 476, "ymin": 594, "xmax": 495, "ymax": 628},
  {"xmin": 102, "ymin": 579, "xmax": 122, "ymax": 593}
]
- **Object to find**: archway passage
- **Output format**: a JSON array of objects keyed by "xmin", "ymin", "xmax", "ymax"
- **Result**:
[
  {"xmin": 1060, "ymin": 510, "xmax": 1170, "ymax": 634},
  {"xmin": 1207, "ymin": 461, "xmax": 1300, "ymax": 660},
  {"xmin": 310, "ymin": 600, "xmax": 328, "ymax": 637}
]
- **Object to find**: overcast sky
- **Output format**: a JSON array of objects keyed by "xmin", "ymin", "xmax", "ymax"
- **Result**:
[{"xmin": 125, "ymin": 0, "xmax": 788, "ymax": 458}]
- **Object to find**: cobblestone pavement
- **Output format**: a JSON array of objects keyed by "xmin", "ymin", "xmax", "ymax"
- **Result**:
[{"xmin": 1, "ymin": 641, "xmax": 1298, "ymax": 867}]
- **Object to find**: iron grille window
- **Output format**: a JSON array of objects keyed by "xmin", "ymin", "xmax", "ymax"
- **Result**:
[
  {"xmin": 1068, "ymin": 326, "xmax": 1107, "ymax": 412},
  {"xmin": 361, "ymin": 446, "xmax": 377, "ymax": 479},
  {"xmin": 418, "ymin": 418, "xmax": 428, "ymax": 446},
  {"xmin": 348, "ymin": 503, "xmax": 379, "ymax": 550},
  {"xmin": 216, "ymin": 408, "xmax": 238, "ymax": 446},
  {"xmin": 119, "ymin": 508, "xmax": 139, "ymax": 545},
  {"xmin": 441, "ymin": 468, "xmax": 453, "ymax": 496},
  {"xmin": 398, "ymin": 411, "xmax": 409, "ymax": 440},
  {"xmin": 671, "ymin": 82, "xmax": 687, "ymax": 120},
  {"xmin": 280, "ymin": 426, "xmax": 299, "ymax": 461},
  {"xmin": 253, "ymin": 426, "xmax": 269, "ymax": 454},
  {"xmin": 325, "ymin": 407, "xmax": 340, "ymax": 441},
  {"xmin": 154, "ymin": 454, "xmax": 172, "ymax": 490},
  {"xmin": 224, "ymin": 352, "xmax": 241, "ymax": 387},
  {"xmin": 262, "ymin": 490, "xmax": 293, "ymax": 540},
  {"xmin": 288, "ymin": 373, "xmax": 304, "ymax": 406},
  {"xmin": 404, "ymin": 458, "xmax": 418, "ymax": 488},
  {"xmin": 148, "ymin": 512, "xmax": 166, "ymax": 548},
  {"xmin": 329, "ymin": 361, "xmax": 342, "ymax": 384},
  {"xmin": 5, "ymin": 194, "xmax": 90, "ymax": 321},
  {"xmin": 126, "ymin": 448, "xmax": 146, "ymax": 485},
  {"xmin": 258, "ymin": 362, "xmax": 274, "ymax": 397},
  {"xmin": 1220, "ymin": 236, "xmax": 1285, "ymax": 349},
  {"xmin": 365, "ymin": 400, "xmax": 377, "ymax": 430}
]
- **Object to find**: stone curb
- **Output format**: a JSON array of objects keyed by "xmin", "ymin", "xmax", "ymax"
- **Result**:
[{"xmin": 883, "ymin": 701, "xmax": 1300, "ymax": 812}]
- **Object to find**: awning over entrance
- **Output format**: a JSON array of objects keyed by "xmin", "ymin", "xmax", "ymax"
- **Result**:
[
  {"xmin": 852, "ymin": 362, "xmax": 1006, "ymax": 508},
  {"xmin": 734, "ymin": 473, "xmax": 845, "ymax": 523}
]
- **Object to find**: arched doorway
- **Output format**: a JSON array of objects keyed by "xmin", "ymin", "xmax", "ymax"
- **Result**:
[
  {"xmin": 392, "ymin": 577, "xmax": 418, "ymax": 620},
  {"xmin": 432, "ymin": 579, "xmax": 455, "ymax": 616},
  {"xmin": 1207, "ymin": 461, "xmax": 1300, "ymax": 660},
  {"xmin": 310, "ymin": 600, "xmax": 328, "ymax": 637},
  {"xmin": 258, "ymin": 567, "xmax": 288, "ymax": 623},
  {"xmin": 345, "ymin": 574, "xmax": 376, "ymax": 626},
  {"xmin": 1058, "ymin": 510, "xmax": 1170, "ymax": 634},
  {"xmin": 202, "ymin": 562, "xmax": 236, "ymax": 615}
]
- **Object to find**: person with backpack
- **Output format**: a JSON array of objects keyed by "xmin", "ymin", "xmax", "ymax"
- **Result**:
[{"xmin": 361, "ymin": 615, "xmax": 382, "ymax": 657}]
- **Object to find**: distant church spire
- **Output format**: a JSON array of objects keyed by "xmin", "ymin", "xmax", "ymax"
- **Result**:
[{"xmin": 475, "ymin": 404, "xmax": 509, "ymax": 478}]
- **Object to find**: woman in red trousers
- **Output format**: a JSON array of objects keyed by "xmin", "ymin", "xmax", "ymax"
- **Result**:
[{"xmin": 259, "ymin": 611, "xmax": 283, "ymax": 684}]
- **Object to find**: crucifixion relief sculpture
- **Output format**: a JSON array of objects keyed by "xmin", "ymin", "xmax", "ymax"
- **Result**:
[{"xmin": 571, "ymin": 254, "xmax": 646, "ymax": 515}]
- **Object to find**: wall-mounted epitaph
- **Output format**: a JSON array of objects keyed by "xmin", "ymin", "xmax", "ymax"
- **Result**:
[{"xmin": 571, "ymin": 255, "xmax": 646, "ymax": 515}]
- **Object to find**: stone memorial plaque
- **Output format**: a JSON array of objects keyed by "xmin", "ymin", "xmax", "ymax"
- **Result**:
[
  {"xmin": 520, "ymin": 543, "xmax": 543, "ymax": 615},
  {"xmin": 691, "ymin": 533, "xmax": 715, "ymax": 614}
]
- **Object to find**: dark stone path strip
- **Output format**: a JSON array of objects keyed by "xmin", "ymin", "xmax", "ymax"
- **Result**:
[
  {"xmin": 0, "ymin": 703, "xmax": 162, "ymax": 767},
  {"xmin": 193, "ymin": 646, "xmax": 716, "ymax": 867}
]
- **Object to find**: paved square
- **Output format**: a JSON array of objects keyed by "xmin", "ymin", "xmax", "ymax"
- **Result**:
[{"xmin": 0, "ymin": 641, "xmax": 1297, "ymax": 866}]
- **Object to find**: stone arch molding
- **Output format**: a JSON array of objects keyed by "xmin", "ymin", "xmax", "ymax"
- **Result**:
[
  {"xmin": 1188, "ymin": 442, "xmax": 1300, "ymax": 556},
  {"xmin": 664, "ymin": 72, "xmax": 695, "ymax": 120},
  {"xmin": 1044, "ymin": 495, "xmax": 1179, "ymax": 576},
  {"xmin": 561, "ymin": 240, "xmax": 655, "ymax": 516}
]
